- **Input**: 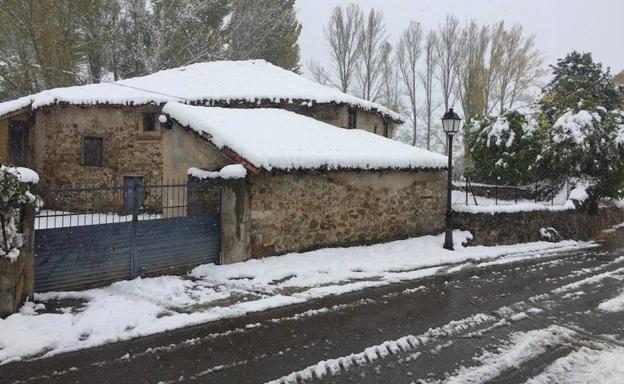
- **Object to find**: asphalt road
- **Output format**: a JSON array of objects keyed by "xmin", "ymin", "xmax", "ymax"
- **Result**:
[{"xmin": 3, "ymin": 241, "xmax": 624, "ymax": 383}]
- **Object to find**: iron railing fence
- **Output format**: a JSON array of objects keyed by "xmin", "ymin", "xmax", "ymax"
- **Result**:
[
  {"xmin": 34, "ymin": 180, "xmax": 221, "ymax": 229},
  {"xmin": 456, "ymin": 178, "xmax": 573, "ymax": 206}
]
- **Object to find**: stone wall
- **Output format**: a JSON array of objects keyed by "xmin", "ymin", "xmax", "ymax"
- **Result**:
[
  {"xmin": 454, "ymin": 205, "xmax": 624, "ymax": 245},
  {"xmin": 247, "ymin": 170, "xmax": 445, "ymax": 258},
  {"xmin": 0, "ymin": 207, "xmax": 35, "ymax": 318},
  {"xmin": 32, "ymin": 106, "xmax": 163, "ymax": 189},
  {"xmin": 0, "ymin": 118, "xmax": 8, "ymax": 164},
  {"xmin": 207, "ymin": 100, "xmax": 395, "ymax": 138}
]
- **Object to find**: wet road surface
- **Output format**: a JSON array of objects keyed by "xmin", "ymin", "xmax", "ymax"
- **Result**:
[{"xmin": 3, "ymin": 243, "xmax": 624, "ymax": 383}]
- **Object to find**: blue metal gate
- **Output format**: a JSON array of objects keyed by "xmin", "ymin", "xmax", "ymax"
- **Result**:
[{"xmin": 34, "ymin": 181, "xmax": 220, "ymax": 292}]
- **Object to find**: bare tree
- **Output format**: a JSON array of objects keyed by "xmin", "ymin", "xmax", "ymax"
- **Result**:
[
  {"xmin": 435, "ymin": 15, "xmax": 462, "ymax": 113},
  {"xmin": 483, "ymin": 21, "xmax": 505, "ymax": 115},
  {"xmin": 497, "ymin": 25, "xmax": 543, "ymax": 112},
  {"xmin": 323, "ymin": 3, "xmax": 363, "ymax": 93},
  {"xmin": 377, "ymin": 42, "xmax": 402, "ymax": 114},
  {"xmin": 307, "ymin": 59, "xmax": 331, "ymax": 86},
  {"xmin": 456, "ymin": 21, "xmax": 490, "ymax": 122},
  {"xmin": 355, "ymin": 8, "xmax": 387, "ymax": 101},
  {"xmin": 419, "ymin": 31, "xmax": 438, "ymax": 150},
  {"xmin": 397, "ymin": 21, "xmax": 423, "ymax": 146}
]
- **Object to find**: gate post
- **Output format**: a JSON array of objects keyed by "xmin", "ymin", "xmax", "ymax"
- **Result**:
[
  {"xmin": 220, "ymin": 178, "xmax": 251, "ymax": 264},
  {"xmin": 129, "ymin": 183, "xmax": 139, "ymax": 278},
  {"xmin": 0, "ymin": 206, "xmax": 35, "ymax": 318}
]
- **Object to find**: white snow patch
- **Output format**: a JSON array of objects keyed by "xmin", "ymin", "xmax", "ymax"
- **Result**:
[
  {"xmin": 188, "ymin": 164, "xmax": 247, "ymax": 180},
  {"xmin": 598, "ymin": 290, "xmax": 624, "ymax": 313},
  {"xmin": 164, "ymin": 103, "xmax": 446, "ymax": 171},
  {"xmin": 553, "ymin": 110, "xmax": 601, "ymax": 144},
  {"xmin": 442, "ymin": 326, "xmax": 577, "ymax": 384},
  {"xmin": 525, "ymin": 346, "xmax": 624, "ymax": 384},
  {"xmin": 1, "ymin": 166, "xmax": 39, "ymax": 184}
]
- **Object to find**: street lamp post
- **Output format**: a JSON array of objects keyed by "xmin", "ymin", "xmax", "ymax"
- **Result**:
[{"xmin": 441, "ymin": 108, "xmax": 462, "ymax": 250}]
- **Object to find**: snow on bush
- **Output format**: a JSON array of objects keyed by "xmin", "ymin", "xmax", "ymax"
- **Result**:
[
  {"xmin": 0, "ymin": 167, "xmax": 40, "ymax": 262},
  {"xmin": 552, "ymin": 110, "xmax": 602, "ymax": 145},
  {"xmin": 467, "ymin": 110, "xmax": 543, "ymax": 186}
]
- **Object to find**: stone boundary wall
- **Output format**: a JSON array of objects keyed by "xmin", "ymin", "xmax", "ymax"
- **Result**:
[
  {"xmin": 0, "ymin": 207, "xmax": 35, "ymax": 318},
  {"xmin": 454, "ymin": 206, "xmax": 624, "ymax": 246},
  {"xmin": 247, "ymin": 170, "xmax": 446, "ymax": 258}
]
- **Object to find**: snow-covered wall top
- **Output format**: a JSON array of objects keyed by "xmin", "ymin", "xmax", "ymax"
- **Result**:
[
  {"xmin": 163, "ymin": 102, "xmax": 446, "ymax": 172},
  {"xmin": 188, "ymin": 164, "xmax": 247, "ymax": 180},
  {"xmin": 0, "ymin": 60, "xmax": 403, "ymax": 122}
]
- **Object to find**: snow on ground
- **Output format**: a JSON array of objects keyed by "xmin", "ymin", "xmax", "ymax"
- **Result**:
[
  {"xmin": 524, "ymin": 345, "xmax": 624, "ymax": 384},
  {"xmin": 438, "ymin": 324, "xmax": 624, "ymax": 384},
  {"xmin": 598, "ymin": 289, "xmax": 624, "ymax": 312},
  {"xmin": 603, "ymin": 221, "xmax": 624, "ymax": 234},
  {"xmin": 0, "ymin": 230, "xmax": 592, "ymax": 364},
  {"xmin": 451, "ymin": 190, "xmax": 576, "ymax": 214},
  {"xmin": 268, "ymin": 312, "xmax": 495, "ymax": 384},
  {"xmin": 163, "ymin": 103, "xmax": 446, "ymax": 171},
  {"xmin": 442, "ymin": 325, "xmax": 577, "ymax": 384}
]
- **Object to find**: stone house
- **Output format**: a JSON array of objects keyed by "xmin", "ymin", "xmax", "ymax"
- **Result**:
[
  {"xmin": 0, "ymin": 60, "xmax": 403, "ymax": 189},
  {"xmin": 162, "ymin": 102, "xmax": 447, "ymax": 262}
]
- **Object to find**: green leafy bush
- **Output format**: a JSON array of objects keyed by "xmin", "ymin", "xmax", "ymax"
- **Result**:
[
  {"xmin": 0, "ymin": 167, "xmax": 40, "ymax": 261},
  {"xmin": 466, "ymin": 111, "xmax": 545, "ymax": 186}
]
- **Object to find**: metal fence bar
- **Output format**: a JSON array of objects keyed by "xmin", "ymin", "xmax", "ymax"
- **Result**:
[{"xmin": 35, "ymin": 182, "xmax": 220, "ymax": 229}]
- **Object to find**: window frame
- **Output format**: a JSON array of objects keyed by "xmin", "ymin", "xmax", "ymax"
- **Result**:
[
  {"xmin": 142, "ymin": 112, "xmax": 157, "ymax": 132},
  {"xmin": 348, "ymin": 108, "xmax": 357, "ymax": 129},
  {"xmin": 81, "ymin": 135, "xmax": 104, "ymax": 167}
]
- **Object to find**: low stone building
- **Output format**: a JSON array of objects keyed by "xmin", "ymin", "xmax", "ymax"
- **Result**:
[
  {"xmin": 0, "ymin": 60, "xmax": 403, "ymax": 189},
  {"xmin": 163, "ymin": 102, "xmax": 447, "ymax": 262}
]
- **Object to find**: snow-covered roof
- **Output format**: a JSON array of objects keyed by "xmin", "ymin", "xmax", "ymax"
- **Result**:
[
  {"xmin": 162, "ymin": 102, "xmax": 446, "ymax": 172},
  {"xmin": 0, "ymin": 60, "xmax": 403, "ymax": 122}
]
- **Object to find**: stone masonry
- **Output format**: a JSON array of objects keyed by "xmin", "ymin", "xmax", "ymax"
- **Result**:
[
  {"xmin": 0, "ymin": 207, "xmax": 35, "ymax": 318},
  {"xmin": 247, "ymin": 170, "xmax": 446, "ymax": 258},
  {"xmin": 33, "ymin": 106, "xmax": 163, "ymax": 188},
  {"xmin": 454, "ymin": 205, "xmax": 624, "ymax": 246}
]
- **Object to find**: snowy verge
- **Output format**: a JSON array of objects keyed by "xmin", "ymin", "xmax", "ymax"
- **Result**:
[
  {"xmin": 0, "ymin": 231, "xmax": 594, "ymax": 364},
  {"xmin": 453, "ymin": 200, "xmax": 576, "ymax": 214}
]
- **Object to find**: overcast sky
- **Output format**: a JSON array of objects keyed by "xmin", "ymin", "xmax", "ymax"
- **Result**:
[{"xmin": 296, "ymin": 0, "xmax": 624, "ymax": 76}]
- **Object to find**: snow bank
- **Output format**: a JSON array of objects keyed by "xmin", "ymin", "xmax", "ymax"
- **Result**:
[
  {"xmin": 525, "ymin": 345, "xmax": 624, "ymax": 384},
  {"xmin": 442, "ymin": 325, "xmax": 577, "ymax": 384},
  {"xmin": 453, "ymin": 200, "xmax": 576, "ymax": 214},
  {"xmin": 0, "ymin": 60, "xmax": 403, "ymax": 122},
  {"xmin": 164, "ymin": 103, "xmax": 447, "ymax": 171},
  {"xmin": 188, "ymin": 164, "xmax": 247, "ymax": 180},
  {"xmin": 0, "ymin": 230, "xmax": 591, "ymax": 363}
]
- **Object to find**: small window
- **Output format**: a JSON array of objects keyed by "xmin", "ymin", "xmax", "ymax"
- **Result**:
[
  {"xmin": 142, "ymin": 113, "xmax": 157, "ymax": 131},
  {"xmin": 82, "ymin": 136, "xmax": 103, "ymax": 167},
  {"xmin": 348, "ymin": 108, "xmax": 357, "ymax": 129},
  {"xmin": 383, "ymin": 121, "xmax": 389, "ymax": 138}
]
